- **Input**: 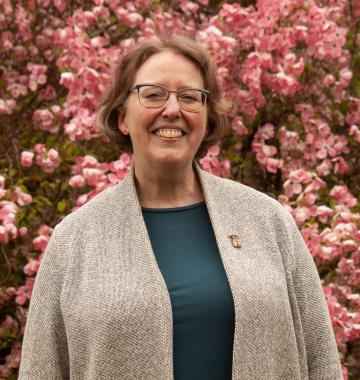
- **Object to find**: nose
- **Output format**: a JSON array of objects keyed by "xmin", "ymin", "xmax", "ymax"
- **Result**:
[{"xmin": 161, "ymin": 93, "xmax": 181, "ymax": 119}]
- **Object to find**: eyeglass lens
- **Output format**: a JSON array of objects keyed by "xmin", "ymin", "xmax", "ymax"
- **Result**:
[{"xmin": 138, "ymin": 85, "xmax": 206, "ymax": 112}]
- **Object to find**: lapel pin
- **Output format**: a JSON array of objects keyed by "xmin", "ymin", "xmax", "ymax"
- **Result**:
[{"xmin": 229, "ymin": 234, "xmax": 241, "ymax": 248}]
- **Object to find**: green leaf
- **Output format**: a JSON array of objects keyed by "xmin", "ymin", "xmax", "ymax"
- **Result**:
[
  {"xmin": 57, "ymin": 199, "xmax": 69, "ymax": 213},
  {"xmin": 338, "ymin": 101, "xmax": 349, "ymax": 115}
]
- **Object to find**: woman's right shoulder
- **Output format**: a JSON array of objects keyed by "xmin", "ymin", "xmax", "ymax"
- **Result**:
[{"xmin": 54, "ymin": 181, "xmax": 127, "ymax": 239}]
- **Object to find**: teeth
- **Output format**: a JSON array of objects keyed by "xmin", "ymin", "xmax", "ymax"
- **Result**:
[{"xmin": 154, "ymin": 129, "xmax": 184, "ymax": 138}]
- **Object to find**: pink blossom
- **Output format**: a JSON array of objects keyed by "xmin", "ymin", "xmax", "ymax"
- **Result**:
[
  {"xmin": 304, "ymin": 177, "xmax": 326, "ymax": 193},
  {"xmin": 54, "ymin": 0, "xmax": 67, "ymax": 12},
  {"xmin": 329, "ymin": 185, "xmax": 357, "ymax": 208},
  {"xmin": 20, "ymin": 151, "xmax": 34, "ymax": 168},
  {"xmin": 33, "ymin": 108, "xmax": 58, "ymax": 134},
  {"xmin": 180, "ymin": 0, "xmax": 199, "ymax": 14},
  {"xmin": 39, "ymin": 85, "xmax": 56, "ymax": 100},
  {"xmin": 349, "ymin": 125, "xmax": 360, "ymax": 143},
  {"xmin": 270, "ymin": 71, "xmax": 301, "ymax": 97},
  {"xmin": 316, "ymin": 159, "xmax": 332, "ymax": 176},
  {"xmin": 32, "ymin": 235, "xmax": 49, "ymax": 253},
  {"xmin": 23, "ymin": 258, "xmax": 41, "ymax": 276},
  {"xmin": 72, "ymin": 155, "xmax": 99, "ymax": 175},
  {"xmin": 323, "ymin": 74, "xmax": 336, "ymax": 86},
  {"xmin": 90, "ymin": 36, "xmax": 106, "ymax": 48},
  {"xmin": 316, "ymin": 206, "xmax": 335, "ymax": 223},
  {"xmin": 75, "ymin": 194, "xmax": 89, "ymax": 208},
  {"xmin": 27, "ymin": 63, "xmax": 47, "ymax": 91},
  {"xmin": 292, "ymin": 206, "xmax": 312, "ymax": 226},
  {"xmin": 0, "ymin": 98, "xmax": 16, "ymax": 115},
  {"xmin": 108, "ymin": 154, "xmax": 132, "ymax": 181},
  {"xmin": 259, "ymin": 123, "xmax": 275, "ymax": 140},
  {"xmin": 33, "ymin": 143, "xmax": 46, "ymax": 154},
  {"xmin": 321, "ymin": 229, "xmax": 341, "ymax": 245},
  {"xmin": 332, "ymin": 157, "xmax": 348, "ymax": 175},
  {"xmin": 266, "ymin": 157, "xmax": 283, "ymax": 173},
  {"xmin": 283, "ymin": 180, "xmax": 302, "ymax": 198},
  {"xmin": 199, "ymin": 145, "xmax": 231, "ymax": 178},
  {"xmin": 37, "ymin": 224, "xmax": 53, "ymax": 236},
  {"xmin": 82, "ymin": 168, "xmax": 104, "ymax": 186},
  {"xmin": 34, "ymin": 146, "xmax": 61, "ymax": 173},
  {"xmin": 13, "ymin": 187, "xmax": 32, "ymax": 206},
  {"xmin": 60, "ymin": 72, "xmax": 76, "ymax": 88},
  {"xmin": 339, "ymin": 69, "xmax": 353, "ymax": 87},
  {"xmin": 124, "ymin": 12, "xmax": 143, "ymax": 28},
  {"xmin": 288, "ymin": 169, "xmax": 312, "ymax": 183},
  {"xmin": 19, "ymin": 227, "xmax": 28, "ymax": 237},
  {"xmin": 232, "ymin": 116, "xmax": 248, "ymax": 136},
  {"xmin": 7, "ymin": 83, "xmax": 27, "ymax": 98},
  {"xmin": 69, "ymin": 175, "xmax": 86, "ymax": 188}
]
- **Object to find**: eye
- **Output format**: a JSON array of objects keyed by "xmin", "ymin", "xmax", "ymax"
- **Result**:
[
  {"xmin": 179, "ymin": 91, "xmax": 201, "ymax": 103},
  {"xmin": 144, "ymin": 91, "xmax": 165, "ymax": 99},
  {"xmin": 141, "ymin": 86, "xmax": 167, "ymax": 99}
]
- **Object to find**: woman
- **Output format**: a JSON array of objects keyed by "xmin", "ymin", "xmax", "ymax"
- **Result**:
[{"xmin": 19, "ymin": 35, "xmax": 343, "ymax": 379}]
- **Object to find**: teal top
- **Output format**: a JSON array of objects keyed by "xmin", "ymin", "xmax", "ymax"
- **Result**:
[{"xmin": 142, "ymin": 201, "xmax": 235, "ymax": 380}]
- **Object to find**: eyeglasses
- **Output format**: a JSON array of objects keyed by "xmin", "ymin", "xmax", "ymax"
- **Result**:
[{"xmin": 129, "ymin": 84, "xmax": 210, "ymax": 113}]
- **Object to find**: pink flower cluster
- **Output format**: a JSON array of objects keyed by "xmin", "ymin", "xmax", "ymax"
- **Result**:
[
  {"xmin": 108, "ymin": 1, "xmax": 144, "ymax": 28},
  {"xmin": 20, "ymin": 144, "xmax": 61, "ymax": 173},
  {"xmin": 349, "ymin": 125, "xmax": 360, "ymax": 143},
  {"xmin": 69, "ymin": 153, "xmax": 132, "ymax": 210},
  {"xmin": 26, "ymin": 63, "xmax": 47, "ymax": 92},
  {"xmin": 306, "ymin": 5, "xmax": 347, "ymax": 61},
  {"xmin": 325, "ymin": 285, "xmax": 360, "ymax": 347},
  {"xmin": 329, "ymin": 185, "xmax": 357, "ymax": 208},
  {"xmin": 32, "ymin": 224, "xmax": 53, "ymax": 255},
  {"xmin": 33, "ymin": 106, "xmax": 62, "ymax": 134},
  {"xmin": 252, "ymin": 123, "xmax": 284, "ymax": 173},
  {"xmin": 0, "ymin": 178, "xmax": 30, "ymax": 243},
  {"xmin": 199, "ymin": 144, "xmax": 230, "ymax": 178},
  {"xmin": 0, "ymin": 98, "xmax": 16, "ymax": 115},
  {"xmin": 64, "ymin": 107, "xmax": 99, "ymax": 141},
  {"xmin": 279, "ymin": 111, "xmax": 351, "ymax": 177}
]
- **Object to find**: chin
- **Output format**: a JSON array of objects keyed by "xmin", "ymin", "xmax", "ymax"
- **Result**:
[{"xmin": 153, "ymin": 155, "xmax": 190, "ymax": 166}]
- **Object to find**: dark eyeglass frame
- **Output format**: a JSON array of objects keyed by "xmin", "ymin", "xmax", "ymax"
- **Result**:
[{"xmin": 128, "ymin": 83, "xmax": 211, "ymax": 113}]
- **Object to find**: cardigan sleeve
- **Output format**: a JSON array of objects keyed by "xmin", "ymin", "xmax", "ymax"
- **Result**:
[
  {"xmin": 18, "ymin": 225, "xmax": 70, "ymax": 380},
  {"xmin": 281, "ymin": 208, "xmax": 344, "ymax": 380}
]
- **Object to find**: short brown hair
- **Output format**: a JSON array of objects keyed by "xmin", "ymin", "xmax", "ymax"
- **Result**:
[{"xmin": 97, "ymin": 34, "xmax": 231, "ymax": 159}]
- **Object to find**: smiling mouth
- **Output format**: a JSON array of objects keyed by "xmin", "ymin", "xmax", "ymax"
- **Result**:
[{"xmin": 152, "ymin": 129, "xmax": 185, "ymax": 139}]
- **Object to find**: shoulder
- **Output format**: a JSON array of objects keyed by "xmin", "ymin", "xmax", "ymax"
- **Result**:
[
  {"xmin": 199, "ymin": 168, "xmax": 296, "ymax": 236},
  {"xmin": 53, "ymin": 181, "xmax": 126, "ymax": 240},
  {"xmin": 200, "ymin": 168, "xmax": 286, "ymax": 215}
]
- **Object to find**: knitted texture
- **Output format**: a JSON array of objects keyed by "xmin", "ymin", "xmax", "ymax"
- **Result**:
[{"xmin": 18, "ymin": 161, "xmax": 343, "ymax": 380}]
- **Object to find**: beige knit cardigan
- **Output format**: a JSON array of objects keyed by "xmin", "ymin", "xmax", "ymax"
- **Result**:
[{"xmin": 19, "ymin": 161, "xmax": 343, "ymax": 380}]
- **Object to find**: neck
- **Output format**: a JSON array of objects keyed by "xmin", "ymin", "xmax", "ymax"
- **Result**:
[{"xmin": 133, "ymin": 159, "xmax": 204, "ymax": 208}]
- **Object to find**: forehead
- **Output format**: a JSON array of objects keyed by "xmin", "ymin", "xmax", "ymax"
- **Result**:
[{"xmin": 133, "ymin": 50, "xmax": 204, "ymax": 88}]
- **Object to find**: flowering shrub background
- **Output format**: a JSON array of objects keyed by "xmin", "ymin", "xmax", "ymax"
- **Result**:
[{"xmin": 1, "ymin": 0, "xmax": 360, "ymax": 378}]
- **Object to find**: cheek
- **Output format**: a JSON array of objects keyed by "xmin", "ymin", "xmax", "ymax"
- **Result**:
[{"xmin": 195, "ymin": 113, "xmax": 208, "ymax": 134}]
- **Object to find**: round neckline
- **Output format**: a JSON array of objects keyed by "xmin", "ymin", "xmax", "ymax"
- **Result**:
[{"xmin": 141, "ymin": 200, "xmax": 205, "ymax": 213}]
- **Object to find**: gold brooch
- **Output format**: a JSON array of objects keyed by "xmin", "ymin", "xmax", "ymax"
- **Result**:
[{"xmin": 229, "ymin": 234, "xmax": 241, "ymax": 248}]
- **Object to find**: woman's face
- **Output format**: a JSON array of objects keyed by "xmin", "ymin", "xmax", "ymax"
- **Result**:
[{"xmin": 119, "ymin": 50, "xmax": 208, "ymax": 170}]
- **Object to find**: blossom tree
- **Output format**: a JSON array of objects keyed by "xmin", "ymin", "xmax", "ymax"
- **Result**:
[{"xmin": 0, "ymin": 0, "xmax": 359, "ymax": 378}]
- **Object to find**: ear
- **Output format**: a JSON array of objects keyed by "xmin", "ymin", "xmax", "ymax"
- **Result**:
[{"xmin": 118, "ymin": 111, "xmax": 129, "ymax": 135}]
